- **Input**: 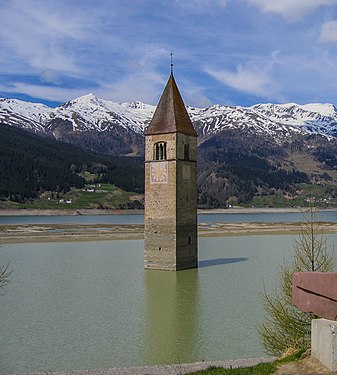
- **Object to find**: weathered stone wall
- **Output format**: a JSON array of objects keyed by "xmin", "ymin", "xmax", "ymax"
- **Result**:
[
  {"xmin": 176, "ymin": 133, "xmax": 197, "ymax": 270},
  {"xmin": 176, "ymin": 133, "xmax": 197, "ymax": 161},
  {"xmin": 144, "ymin": 133, "xmax": 198, "ymax": 270}
]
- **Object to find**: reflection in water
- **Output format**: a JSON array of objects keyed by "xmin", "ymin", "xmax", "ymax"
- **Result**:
[
  {"xmin": 142, "ymin": 269, "xmax": 200, "ymax": 365},
  {"xmin": 2, "ymin": 235, "xmax": 313, "ymax": 373}
]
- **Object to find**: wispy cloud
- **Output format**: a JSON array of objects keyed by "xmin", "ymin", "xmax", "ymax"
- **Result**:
[
  {"xmin": 246, "ymin": 0, "xmax": 337, "ymax": 21},
  {"xmin": 0, "ymin": 82, "xmax": 89, "ymax": 104},
  {"xmin": 205, "ymin": 64, "xmax": 277, "ymax": 100},
  {"xmin": 1, "ymin": 0, "xmax": 337, "ymax": 106},
  {"xmin": 173, "ymin": 0, "xmax": 228, "ymax": 12},
  {"xmin": 0, "ymin": 71, "xmax": 166, "ymax": 105},
  {"xmin": 95, "ymin": 71, "xmax": 166, "ymax": 104},
  {"xmin": 260, "ymin": 50, "xmax": 337, "ymax": 103},
  {"xmin": 319, "ymin": 20, "xmax": 337, "ymax": 43},
  {"xmin": 0, "ymin": 0, "xmax": 88, "ymax": 78}
]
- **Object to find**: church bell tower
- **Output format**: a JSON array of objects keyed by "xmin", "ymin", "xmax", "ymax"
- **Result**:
[{"xmin": 144, "ymin": 73, "xmax": 198, "ymax": 270}]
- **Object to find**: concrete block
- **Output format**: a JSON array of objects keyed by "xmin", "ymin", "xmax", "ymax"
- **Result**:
[{"xmin": 311, "ymin": 318, "xmax": 337, "ymax": 372}]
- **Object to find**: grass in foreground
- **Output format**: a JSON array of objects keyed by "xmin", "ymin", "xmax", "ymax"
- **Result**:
[
  {"xmin": 190, "ymin": 362, "xmax": 275, "ymax": 375},
  {"xmin": 189, "ymin": 351, "xmax": 303, "ymax": 375}
]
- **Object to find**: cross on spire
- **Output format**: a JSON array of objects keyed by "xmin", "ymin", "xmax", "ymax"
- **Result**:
[{"xmin": 170, "ymin": 51, "xmax": 174, "ymax": 73}]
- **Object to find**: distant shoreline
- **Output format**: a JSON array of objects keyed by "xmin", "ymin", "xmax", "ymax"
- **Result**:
[
  {"xmin": 2, "ymin": 207, "xmax": 337, "ymax": 244},
  {"xmin": 1, "ymin": 206, "xmax": 336, "ymax": 216},
  {"xmin": 0, "ymin": 208, "xmax": 145, "ymax": 216},
  {"xmin": 2, "ymin": 221, "xmax": 337, "ymax": 244}
]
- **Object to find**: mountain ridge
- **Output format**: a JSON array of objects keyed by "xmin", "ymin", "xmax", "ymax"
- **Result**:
[
  {"xmin": 3, "ymin": 94, "xmax": 337, "ymax": 207},
  {"xmin": 2, "ymin": 94, "xmax": 337, "ymax": 142}
]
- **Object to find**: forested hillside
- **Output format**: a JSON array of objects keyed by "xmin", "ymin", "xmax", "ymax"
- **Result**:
[
  {"xmin": 3, "ymin": 123, "xmax": 337, "ymax": 208},
  {"xmin": 198, "ymin": 130, "xmax": 311, "ymax": 207},
  {"xmin": 0, "ymin": 124, "xmax": 144, "ymax": 202}
]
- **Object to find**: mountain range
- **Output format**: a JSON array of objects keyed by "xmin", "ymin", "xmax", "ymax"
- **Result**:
[
  {"xmin": 2, "ymin": 94, "xmax": 337, "ymax": 207},
  {"xmin": 2, "ymin": 94, "xmax": 337, "ymax": 147}
]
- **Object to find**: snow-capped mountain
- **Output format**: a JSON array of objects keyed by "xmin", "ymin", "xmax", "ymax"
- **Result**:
[
  {"xmin": 0, "ymin": 94, "xmax": 155, "ymax": 135},
  {"xmin": 55, "ymin": 93, "xmax": 155, "ymax": 133},
  {"xmin": 2, "ymin": 94, "xmax": 337, "ymax": 155},
  {"xmin": 0, "ymin": 98, "xmax": 52, "ymax": 132},
  {"xmin": 189, "ymin": 102, "xmax": 337, "ymax": 140},
  {"xmin": 2, "ymin": 94, "xmax": 337, "ymax": 138},
  {"xmin": 251, "ymin": 103, "xmax": 337, "ymax": 137},
  {"xmin": 3, "ymin": 94, "xmax": 337, "ymax": 206}
]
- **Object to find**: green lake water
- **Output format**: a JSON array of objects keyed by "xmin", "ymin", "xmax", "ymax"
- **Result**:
[{"xmin": 1, "ymin": 233, "xmax": 319, "ymax": 374}]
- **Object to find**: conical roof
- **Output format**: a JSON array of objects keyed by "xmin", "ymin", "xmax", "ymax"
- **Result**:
[{"xmin": 145, "ymin": 73, "xmax": 197, "ymax": 136}]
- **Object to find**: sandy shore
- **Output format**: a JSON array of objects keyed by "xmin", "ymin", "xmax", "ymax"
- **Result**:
[
  {"xmin": 1, "ymin": 206, "xmax": 332, "ymax": 216},
  {"xmin": 1, "ymin": 207, "xmax": 337, "ymax": 244},
  {"xmin": 2, "ymin": 221, "xmax": 337, "ymax": 244},
  {"xmin": 0, "ymin": 208, "xmax": 145, "ymax": 216}
]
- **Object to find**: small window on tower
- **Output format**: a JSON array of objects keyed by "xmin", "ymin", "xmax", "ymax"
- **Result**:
[
  {"xmin": 154, "ymin": 142, "xmax": 167, "ymax": 160},
  {"xmin": 188, "ymin": 234, "xmax": 192, "ymax": 246},
  {"xmin": 184, "ymin": 144, "xmax": 190, "ymax": 160}
]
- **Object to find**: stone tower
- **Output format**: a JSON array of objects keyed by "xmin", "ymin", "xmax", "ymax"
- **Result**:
[{"xmin": 144, "ymin": 73, "xmax": 198, "ymax": 271}]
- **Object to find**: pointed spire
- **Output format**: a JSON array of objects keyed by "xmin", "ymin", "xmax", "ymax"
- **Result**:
[{"xmin": 145, "ymin": 73, "xmax": 197, "ymax": 136}]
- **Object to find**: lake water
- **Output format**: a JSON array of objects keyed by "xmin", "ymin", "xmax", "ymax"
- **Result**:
[
  {"xmin": 1, "ymin": 212, "xmax": 337, "ymax": 374},
  {"xmin": 1, "ymin": 209, "xmax": 337, "ymax": 225}
]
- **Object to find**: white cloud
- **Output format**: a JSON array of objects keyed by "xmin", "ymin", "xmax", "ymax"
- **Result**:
[
  {"xmin": 247, "ymin": 0, "xmax": 337, "ymax": 21},
  {"xmin": 0, "ymin": 0, "xmax": 89, "ymax": 76},
  {"xmin": 0, "ymin": 1, "xmax": 178, "ymax": 105},
  {"xmin": 319, "ymin": 20, "xmax": 337, "ymax": 43},
  {"xmin": 41, "ymin": 70, "xmax": 62, "ymax": 85},
  {"xmin": 2, "ymin": 0, "xmax": 337, "ymax": 107},
  {"xmin": 96, "ymin": 71, "xmax": 166, "ymax": 104},
  {"xmin": 178, "ymin": 80, "xmax": 213, "ymax": 107},
  {"xmin": 205, "ymin": 65, "xmax": 272, "ymax": 98},
  {"xmin": 185, "ymin": 91, "xmax": 212, "ymax": 108},
  {"xmin": 8, "ymin": 0, "xmax": 90, "ymax": 39},
  {"xmin": 0, "ymin": 68, "xmax": 167, "ymax": 105},
  {"xmin": 174, "ymin": 0, "xmax": 228, "ymax": 10},
  {"xmin": 254, "ymin": 50, "xmax": 337, "ymax": 104},
  {"xmin": 0, "ymin": 82, "xmax": 89, "ymax": 104}
]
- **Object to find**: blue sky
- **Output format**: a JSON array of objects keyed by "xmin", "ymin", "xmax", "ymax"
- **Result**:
[{"xmin": 1, "ymin": 0, "xmax": 337, "ymax": 108}]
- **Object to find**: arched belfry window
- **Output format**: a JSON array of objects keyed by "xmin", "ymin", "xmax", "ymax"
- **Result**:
[
  {"xmin": 154, "ymin": 142, "xmax": 167, "ymax": 160},
  {"xmin": 184, "ymin": 144, "xmax": 190, "ymax": 161}
]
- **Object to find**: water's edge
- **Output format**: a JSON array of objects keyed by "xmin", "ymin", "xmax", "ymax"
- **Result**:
[{"xmin": 8, "ymin": 357, "xmax": 275, "ymax": 375}]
